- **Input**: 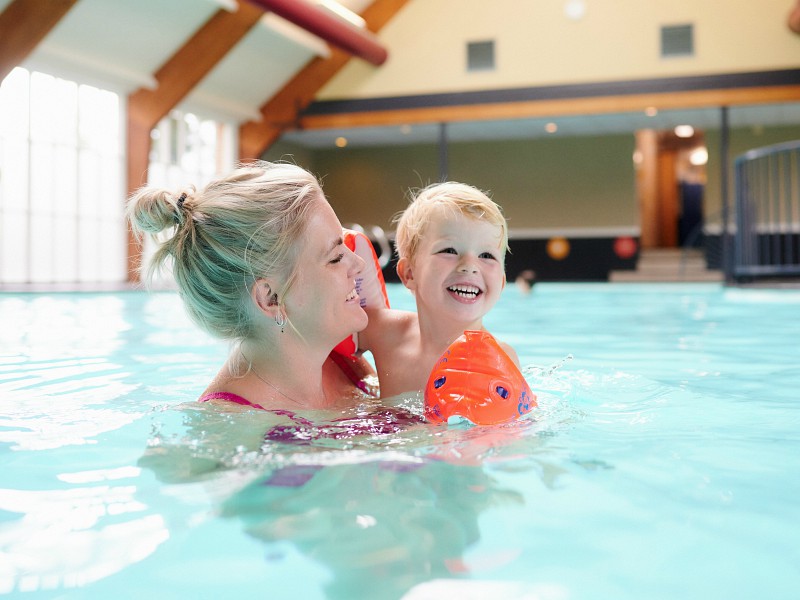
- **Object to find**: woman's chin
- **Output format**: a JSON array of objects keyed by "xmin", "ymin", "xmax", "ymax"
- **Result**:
[
  {"xmin": 353, "ymin": 309, "xmax": 369, "ymax": 332},
  {"xmin": 341, "ymin": 306, "xmax": 369, "ymax": 336}
]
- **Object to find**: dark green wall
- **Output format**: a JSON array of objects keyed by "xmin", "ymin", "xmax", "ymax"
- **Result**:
[{"xmin": 270, "ymin": 134, "xmax": 638, "ymax": 233}]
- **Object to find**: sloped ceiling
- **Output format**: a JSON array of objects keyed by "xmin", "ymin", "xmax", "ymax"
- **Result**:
[{"xmin": 13, "ymin": 0, "xmax": 373, "ymax": 122}]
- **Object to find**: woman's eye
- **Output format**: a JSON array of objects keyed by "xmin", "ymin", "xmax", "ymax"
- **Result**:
[{"xmin": 329, "ymin": 253, "xmax": 344, "ymax": 264}]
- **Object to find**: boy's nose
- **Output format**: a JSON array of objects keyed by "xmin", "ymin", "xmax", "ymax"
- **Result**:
[{"xmin": 457, "ymin": 258, "xmax": 478, "ymax": 273}]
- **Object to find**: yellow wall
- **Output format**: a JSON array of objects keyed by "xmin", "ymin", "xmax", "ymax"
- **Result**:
[{"xmin": 322, "ymin": 0, "xmax": 800, "ymax": 99}]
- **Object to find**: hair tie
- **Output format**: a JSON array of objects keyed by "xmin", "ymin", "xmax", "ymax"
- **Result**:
[{"xmin": 177, "ymin": 193, "xmax": 187, "ymax": 208}]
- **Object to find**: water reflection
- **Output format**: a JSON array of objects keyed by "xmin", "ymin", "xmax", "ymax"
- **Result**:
[{"xmin": 139, "ymin": 398, "xmax": 567, "ymax": 599}]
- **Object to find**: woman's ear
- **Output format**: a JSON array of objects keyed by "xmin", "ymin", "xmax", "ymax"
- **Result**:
[
  {"xmin": 396, "ymin": 257, "xmax": 416, "ymax": 291},
  {"xmin": 251, "ymin": 278, "xmax": 280, "ymax": 315}
]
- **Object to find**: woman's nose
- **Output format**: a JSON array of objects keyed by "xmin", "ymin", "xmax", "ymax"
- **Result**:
[{"xmin": 348, "ymin": 247, "xmax": 366, "ymax": 277}]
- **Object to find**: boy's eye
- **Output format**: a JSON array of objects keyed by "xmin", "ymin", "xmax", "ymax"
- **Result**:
[
  {"xmin": 480, "ymin": 252, "xmax": 497, "ymax": 260},
  {"xmin": 438, "ymin": 247, "xmax": 457, "ymax": 255},
  {"xmin": 329, "ymin": 252, "xmax": 345, "ymax": 264}
]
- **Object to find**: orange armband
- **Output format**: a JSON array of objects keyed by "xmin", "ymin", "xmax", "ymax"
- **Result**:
[{"xmin": 424, "ymin": 330, "xmax": 536, "ymax": 425}]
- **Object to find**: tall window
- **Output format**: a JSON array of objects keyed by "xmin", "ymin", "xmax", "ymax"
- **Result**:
[
  {"xmin": 0, "ymin": 68, "xmax": 235, "ymax": 286},
  {"xmin": 143, "ymin": 111, "xmax": 236, "ymax": 285},
  {"xmin": 148, "ymin": 110, "xmax": 234, "ymax": 190},
  {"xmin": 0, "ymin": 67, "xmax": 125, "ymax": 284}
]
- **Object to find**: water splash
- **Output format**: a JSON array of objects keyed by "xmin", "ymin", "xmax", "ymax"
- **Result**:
[{"xmin": 522, "ymin": 353, "xmax": 574, "ymax": 378}]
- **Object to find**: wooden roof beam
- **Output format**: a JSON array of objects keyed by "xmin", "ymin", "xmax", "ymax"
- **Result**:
[
  {"xmin": 0, "ymin": 0, "xmax": 77, "ymax": 81},
  {"xmin": 238, "ymin": 0, "xmax": 410, "ymax": 160}
]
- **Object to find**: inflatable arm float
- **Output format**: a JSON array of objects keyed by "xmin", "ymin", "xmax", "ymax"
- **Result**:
[{"xmin": 424, "ymin": 330, "xmax": 536, "ymax": 425}]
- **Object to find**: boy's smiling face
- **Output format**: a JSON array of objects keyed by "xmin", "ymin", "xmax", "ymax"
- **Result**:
[{"xmin": 398, "ymin": 208, "xmax": 506, "ymax": 327}]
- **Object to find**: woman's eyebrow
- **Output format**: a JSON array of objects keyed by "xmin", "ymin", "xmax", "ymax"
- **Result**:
[{"xmin": 324, "ymin": 237, "xmax": 344, "ymax": 256}]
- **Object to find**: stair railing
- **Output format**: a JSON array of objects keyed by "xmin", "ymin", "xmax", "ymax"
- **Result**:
[{"xmin": 733, "ymin": 141, "xmax": 800, "ymax": 282}]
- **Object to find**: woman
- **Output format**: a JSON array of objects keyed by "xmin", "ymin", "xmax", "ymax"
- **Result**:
[{"xmin": 127, "ymin": 161, "xmax": 373, "ymax": 410}]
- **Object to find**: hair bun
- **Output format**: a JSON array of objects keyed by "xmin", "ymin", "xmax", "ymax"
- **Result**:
[{"xmin": 127, "ymin": 188, "xmax": 184, "ymax": 235}]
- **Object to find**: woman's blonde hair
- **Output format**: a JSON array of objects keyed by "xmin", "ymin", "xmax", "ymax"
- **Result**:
[
  {"xmin": 393, "ymin": 182, "xmax": 509, "ymax": 262},
  {"xmin": 127, "ymin": 161, "xmax": 323, "ymax": 341}
]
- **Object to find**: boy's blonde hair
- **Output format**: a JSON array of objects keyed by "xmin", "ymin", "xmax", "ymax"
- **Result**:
[{"xmin": 393, "ymin": 182, "xmax": 509, "ymax": 262}]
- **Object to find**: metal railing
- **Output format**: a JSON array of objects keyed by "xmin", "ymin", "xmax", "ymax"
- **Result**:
[{"xmin": 733, "ymin": 141, "xmax": 800, "ymax": 281}]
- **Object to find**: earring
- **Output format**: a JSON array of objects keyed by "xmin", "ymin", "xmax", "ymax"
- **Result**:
[{"xmin": 275, "ymin": 311, "xmax": 286, "ymax": 333}]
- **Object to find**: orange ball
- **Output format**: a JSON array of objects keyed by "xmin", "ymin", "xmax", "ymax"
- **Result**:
[
  {"xmin": 613, "ymin": 236, "xmax": 638, "ymax": 259},
  {"xmin": 546, "ymin": 237, "xmax": 570, "ymax": 260}
]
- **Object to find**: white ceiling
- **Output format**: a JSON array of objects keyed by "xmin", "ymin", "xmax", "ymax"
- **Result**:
[{"xmin": 13, "ymin": 0, "xmax": 372, "ymax": 122}]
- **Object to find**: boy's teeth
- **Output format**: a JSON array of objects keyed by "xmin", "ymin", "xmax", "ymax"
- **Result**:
[
  {"xmin": 448, "ymin": 285, "xmax": 480, "ymax": 297},
  {"xmin": 346, "ymin": 288, "xmax": 358, "ymax": 301}
]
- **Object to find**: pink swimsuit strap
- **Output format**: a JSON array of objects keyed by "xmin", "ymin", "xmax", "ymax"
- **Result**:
[{"xmin": 198, "ymin": 391, "xmax": 263, "ymax": 409}]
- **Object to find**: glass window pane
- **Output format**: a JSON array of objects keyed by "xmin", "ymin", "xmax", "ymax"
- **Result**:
[
  {"xmin": 53, "ymin": 78, "xmax": 78, "ymax": 145},
  {"xmin": 30, "ymin": 72, "xmax": 57, "ymax": 142},
  {"xmin": 78, "ymin": 216, "xmax": 99, "ymax": 282},
  {"xmin": 78, "ymin": 149, "xmax": 101, "ymax": 215},
  {"xmin": 1, "ymin": 138, "xmax": 30, "ymax": 211},
  {"xmin": 98, "ymin": 217, "xmax": 126, "ymax": 282},
  {"xmin": 54, "ymin": 146, "xmax": 78, "ymax": 217},
  {"xmin": 1, "ymin": 212, "xmax": 28, "ymax": 282},
  {"xmin": 53, "ymin": 214, "xmax": 78, "ymax": 282},
  {"xmin": 29, "ymin": 214, "xmax": 53, "ymax": 282},
  {"xmin": 30, "ymin": 142, "xmax": 55, "ymax": 215},
  {"xmin": 1, "ymin": 67, "xmax": 124, "ymax": 285},
  {"xmin": 0, "ymin": 68, "xmax": 30, "ymax": 138},
  {"xmin": 79, "ymin": 84, "xmax": 117, "ymax": 152}
]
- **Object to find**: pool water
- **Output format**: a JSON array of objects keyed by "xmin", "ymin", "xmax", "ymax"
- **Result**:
[{"xmin": 1, "ymin": 283, "xmax": 799, "ymax": 599}]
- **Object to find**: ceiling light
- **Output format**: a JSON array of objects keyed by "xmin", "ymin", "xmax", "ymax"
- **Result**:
[
  {"xmin": 545, "ymin": 122, "xmax": 558, "ymax": 133},
  {"xmin": 689, "ymin": 147, "xmax": 708, "ymax": 165},
  {"xmin": 674, "ymin": 125, "xmax": 695, "ymax": 138},
  {"xmin": 335, "ymin": 136, "xmax": 348, "ymax": 148},
  {"xmin": 564, "ymin": 0, "xmax": 586, "ymax": 20}
]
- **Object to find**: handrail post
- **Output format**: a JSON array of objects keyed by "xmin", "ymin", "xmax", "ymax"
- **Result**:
[{"xmin": 720, "ymin": 106, "xmax": 733, "ymax": 283}]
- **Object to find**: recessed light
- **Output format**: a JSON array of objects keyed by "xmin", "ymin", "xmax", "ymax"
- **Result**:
[
  {"xmin": 564, "ymin": 0, "xmax": 586, "ymax": 20},
  {"xmin": 689, "ymin": 147, "xmax": 708, "ymax": 165}
]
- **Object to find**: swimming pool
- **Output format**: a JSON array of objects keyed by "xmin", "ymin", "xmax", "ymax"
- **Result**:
[{"xmin": 1, "ymin": 283, "xmax": 799, "ymax": 599}]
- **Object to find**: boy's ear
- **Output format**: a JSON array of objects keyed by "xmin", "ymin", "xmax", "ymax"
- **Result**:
[
  {"xmin": 251, "ymin": 278, "xmax": 281, "ymax": 315},
  {"xmin": 396, "ymin": 257, "xmax": 416, "ymax": 291}
]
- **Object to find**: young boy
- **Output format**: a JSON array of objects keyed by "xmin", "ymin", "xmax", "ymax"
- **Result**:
[{"xmin": 358, "ymin": 182, "xmax": 518, "ymax": 398}]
